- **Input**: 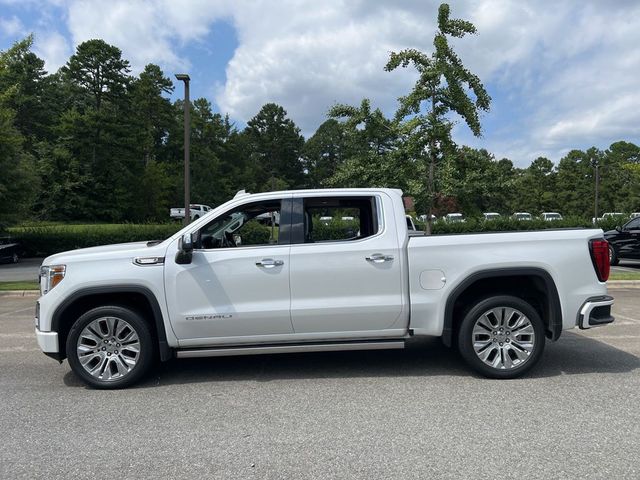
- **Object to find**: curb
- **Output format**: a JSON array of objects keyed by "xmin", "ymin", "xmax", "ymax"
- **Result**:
[{"xmin": 0, "ymin": 290, "xmax": 39, "ymax": 297}]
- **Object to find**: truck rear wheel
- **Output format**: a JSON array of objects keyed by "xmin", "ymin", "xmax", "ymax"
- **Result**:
[
  {"xmin": 457, "ymin": 295, "xmax": 545, "ymax": 379},
  {"xmin": 66, "ymin": 306, "xmax": 154, "ymax": 389}
]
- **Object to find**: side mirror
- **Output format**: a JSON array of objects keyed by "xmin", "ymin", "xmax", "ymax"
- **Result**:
[
  {"xmin": 615, "ymin": 225, "xmax": 622, "ymax": 232},
  {"xmin": 175, "ymin": 233, "xmax": 195, "ymax": 264}
]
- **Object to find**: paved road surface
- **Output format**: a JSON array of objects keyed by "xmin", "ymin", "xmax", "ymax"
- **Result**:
[
  {"xmin": 0, "ymin": 258, "xmax": 43, "ymax": 282},
  {"xmin": 612, "ymin": 259, "xmax": 640, "ymax": 273},
  {"xmin": 0, "ymin": 290, "xmax": 639, "ymax": 479}
]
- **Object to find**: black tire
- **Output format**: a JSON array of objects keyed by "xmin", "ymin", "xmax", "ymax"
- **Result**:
[
  {"xmin": 457, "ymin": 295, "xmax": 546, "ymax": 379},
  {"xmin": 66, "ymin": 306, "xmax": 155, "ymax": 389},
  {"xmin": 609, "ymin": 245, "xmax": 619, "ymax": 266}
]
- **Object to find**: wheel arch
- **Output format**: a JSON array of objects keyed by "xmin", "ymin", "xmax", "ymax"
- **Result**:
[
  {"xmin": 442, "ymin": 268, "xmax": 562, "ymax": 347},
  {"xmin": 52, "ymin": 285, "xmax": 172, "ymax": 362}
]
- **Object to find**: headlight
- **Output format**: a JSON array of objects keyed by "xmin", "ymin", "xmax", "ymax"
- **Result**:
[{"xmin": 40, "ymin": 265, "xmax": 66, "ymax": 295}]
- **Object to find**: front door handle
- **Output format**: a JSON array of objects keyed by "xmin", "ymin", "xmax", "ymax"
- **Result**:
[
  {"xmin": 256, "ymin": 258, "xmax": 284, "ymax": 268},
  {"xmin": 366, "ymin": 253, "xmax": 394, "ymax": 263}
]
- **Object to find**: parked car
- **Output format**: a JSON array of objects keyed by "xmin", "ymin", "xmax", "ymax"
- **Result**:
[
  {"xmin": 417, "ymin": 214, "xmax": 437, "ymax": 222},
  {"xmin": 482, "ymin": 212, "xmax": 501, "ymax": 221},
  {"xmin": 593, "ymin": 212, "xmax": 626, "ymax": 224},
  {"xmin": 170, "ymin": 204, "xmax": 212, "ymax": 220},
  {"xmin": 444, "ymin": 213, "xmax": 465, "ymax": 223},
  {"xmin": 0, "ymin": 237, "xmax": 20, "ymax": 264},
  {"xmin": 604, "ymin": 216, "xmax": 640, "ymax": 265},
  {"xmin": 35, "ymin": 188, "xmax": 614, "ymax": 388},
  {"xmin": 541, "ymin": 212, "xmax": 563, "ymax": 221},
  {"xmin": 256, "ymin": 211, "xmax": 280, "ymax": 226},
  {"xmin": 513, "ymin": 212, "xmax": 533, "ymax": 221},
  {"xmin": 630, "ymin": 212, "xmax": 640, "ymax": 219}
]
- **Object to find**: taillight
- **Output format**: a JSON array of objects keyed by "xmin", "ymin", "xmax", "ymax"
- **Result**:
[{"xmin": 589, "ymin": 239, "xmax": 610, "ymax": 282}]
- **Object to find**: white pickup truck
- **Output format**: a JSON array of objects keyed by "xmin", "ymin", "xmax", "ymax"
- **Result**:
[
  {"xmin": 169, "ymin": 204, "xmax": 212, "ymax": 220},
  {"xmin": 35, "ymin": 188, "xmax": 614, "ymax": 388}
]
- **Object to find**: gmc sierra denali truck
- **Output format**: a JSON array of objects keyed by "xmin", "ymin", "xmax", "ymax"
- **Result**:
[{"xmin": 35, "ymin": 188, "xmax": 614, "ymax": 388}]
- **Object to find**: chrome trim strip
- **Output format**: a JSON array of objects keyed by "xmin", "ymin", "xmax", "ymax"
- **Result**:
[
  {"xmin": 176, "ymin": 340, "xmax": 405, "ymax": 358},
  {"xmin": 133, "ymin": 256, "xmax": 165, "ymax": 266},
  {"xmin": 579, "ymin": 297, "xmax": 614, "ymax": 329}
]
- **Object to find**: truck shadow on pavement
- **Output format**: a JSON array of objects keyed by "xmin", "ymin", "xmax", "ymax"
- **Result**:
[{"xmin": 62, "ymin": 332, "xmax": 639, "ymax": 388}]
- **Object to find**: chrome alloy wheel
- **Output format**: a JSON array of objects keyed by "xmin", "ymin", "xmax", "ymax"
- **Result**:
[
  {"xmin": 471, "ymin": 307, "xmax": 536, "ymax": 370},
  {"xmin": 76, "ymin": 316, "xmax": 141, "ymax": 381}
]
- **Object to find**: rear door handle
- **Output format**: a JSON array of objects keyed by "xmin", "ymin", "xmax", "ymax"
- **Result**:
[
  {"xmin": 366, "ymin": 253, "xmax": 394, "ymax": 263},
  {"xmin": 256, "ymin": 258, "xmax": 284, "ymax": 268}
]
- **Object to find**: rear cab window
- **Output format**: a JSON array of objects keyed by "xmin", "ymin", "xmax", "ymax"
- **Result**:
[{"xmin": 298, "ymin": 196, "xmax": 380, "ymax": 243}]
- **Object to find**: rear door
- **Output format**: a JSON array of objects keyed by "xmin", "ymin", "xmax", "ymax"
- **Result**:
[{"xmin": 288, "ymin": 193, "xmax": 405, "ymax": 334}]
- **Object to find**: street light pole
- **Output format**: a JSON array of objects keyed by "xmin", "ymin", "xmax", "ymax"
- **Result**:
[
  {"xmin": 175, "ymin": 74, "xmax": 191, "ymax": 226},
  {"xmin": 593, "ymin": 159, "xmax": 600, "ymax": 222}
]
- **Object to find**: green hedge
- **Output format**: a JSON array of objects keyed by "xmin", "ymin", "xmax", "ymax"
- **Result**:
[
  {"xmin": 8, "ymin": 224, "xmax": 181, "ymax": 257},
  {"xmin": 427, "ymin": 216, "xmax": 623, "ymax": 234},
  {"xmin": 7, "ymin": 215, "xmax": 625, "ymax": 258}
]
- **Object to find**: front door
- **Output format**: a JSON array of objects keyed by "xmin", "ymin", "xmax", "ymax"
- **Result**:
[{"xmin": 164, "ymin": 198, "xmax": 293, "ymax": 345}]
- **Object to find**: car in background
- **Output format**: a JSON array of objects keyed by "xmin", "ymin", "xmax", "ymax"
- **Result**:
[
  {"xmin": 593, "ymin": 212, "xmax": 626, "ymax": 224},
  {"xmin": 170, "ymin": 204, "xmax": 212, "ymax": 221},
  {"xmin": 256, "ymin": 211, "xmax": 280, "ymax": 226},
  {"xmin": 319, "ymin": 216, "xmax": 333, "ymax": 225},
  {"xmin": 444, "ymin": 213, "xmax": 465, "ymax": 223},
  {"xmin": 541, "ymin": 212, "xmax": 563, "ymax": 221},
  {"xmin": 513, "ymin": 212, "xmax": 533, "ymax": 221},
  {"xmin": 417, "ymin": 214, "xmax": 437, "ymax": 222},
  {"xmin": 0, "ymin": 237, "xmax": 20, "ymax": 264},
  {"xmin": 482, "ymin": 212, "xmax": 501, "ymax": 221},
  {"xmin": 630, "ymin": 212, "xmax": 640, "ymax": 219},
  {"xmin": 604, "ymin": 216, "xmax": 640, "ymax": 265}
]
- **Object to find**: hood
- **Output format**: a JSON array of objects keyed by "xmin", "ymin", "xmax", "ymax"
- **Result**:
[{"xmin": 43, "ymin": 241, "xmax": 168, "ymax": 266}]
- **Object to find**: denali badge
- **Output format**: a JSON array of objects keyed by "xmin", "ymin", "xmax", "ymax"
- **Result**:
[{"xmin": 185, "ymin": 314, "xmax": 233, "ymax": 321}]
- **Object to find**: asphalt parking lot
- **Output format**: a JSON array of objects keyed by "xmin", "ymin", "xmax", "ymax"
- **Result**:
[{"xmin": 1, "ymin": 290, "xmax": 639, "ymax": 479}]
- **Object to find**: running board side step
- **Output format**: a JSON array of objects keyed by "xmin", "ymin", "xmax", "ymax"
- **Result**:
[{"xmin": 176, "ymin": 340, "xmax": 405, "ymax": 359}]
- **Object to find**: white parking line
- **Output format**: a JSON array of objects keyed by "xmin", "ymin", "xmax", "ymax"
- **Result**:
[
  {"xmin": 614, "ymin": 314, "xmax": 640, "ymax": 324},
  {"xmin": 0, "ymin": 333, "xmax": 34, "ymax": 338},
  {"xmin": 0, "ymin": 307, "xmax": 34, "ymax": 318}
]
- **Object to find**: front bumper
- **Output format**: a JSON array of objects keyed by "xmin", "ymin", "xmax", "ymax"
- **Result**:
[
  {"xmin": 35, "ymin": 328, "xmax": 59, "ymax": 353},
  {"xmin": 578, "ymin": 295, "xmax": 615, "ymax": 329}
]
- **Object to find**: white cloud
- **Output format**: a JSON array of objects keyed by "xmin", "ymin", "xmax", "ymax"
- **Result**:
[
  {"xmin": 6, "ymin": 0, "xmax": 640, "ymax": 165},
  {"xmin": 33, "ymin": 30, "xmax": 71, "ymax": 72},
  {"xmin": 65, "ymin": 0, "xmax": 231, "ymax": 72},
  {"xmin": 0, "ymin": 15, "xmax": 24, "ymax": 37}
]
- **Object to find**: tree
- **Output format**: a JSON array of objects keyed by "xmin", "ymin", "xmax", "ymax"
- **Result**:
[
  {"xmin": 0, "ymin": 35, "xmax": 53, "ymax": 145},
  {"xmin": 56, "ymin": 40, "xmax": 137, "ymax": 221},
  {"xmin": 0, "ymin": 102, "xmax": 38, "ymax": 225},
  {"xmin": 61, "ymin": 39, "xmax": 130, "ymax": 112},
  {"xmin": 328, "ymin": 99, "xmax": 413, "ymax": 191},
  {"xmin": 302, "ymin": 119, "xmax": 345, "ymax": 188},
  {"xmin": 244, "ymin": 103, "xmax": 305, "ymax": 190},
  {"xmin": 385, "ymin": 3, "xmax": 490, "ymax": 233},
  {"xmin": 130, "ymin": 64, "xmax": 174, "ymax": 166}
]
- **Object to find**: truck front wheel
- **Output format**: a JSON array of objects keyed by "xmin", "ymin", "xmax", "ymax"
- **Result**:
[
  {"xmin": 457, "ymin": 295, "xmax": 545, "ymax": 379},
  {"xmin": 66, "ymin": 306, "xmax": 155, "ymax": 389}
]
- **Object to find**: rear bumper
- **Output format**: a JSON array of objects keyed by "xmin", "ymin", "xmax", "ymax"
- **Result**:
[{"xmin": 577, "ymin": 295, "xmax": 615, "ymax": 329}]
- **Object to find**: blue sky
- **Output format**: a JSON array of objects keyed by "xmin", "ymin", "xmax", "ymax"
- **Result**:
[{"xmin": 1, "ymin": 0, "xmax": 639, "ymax": 167}]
